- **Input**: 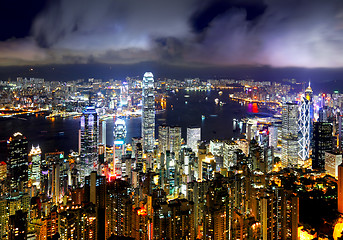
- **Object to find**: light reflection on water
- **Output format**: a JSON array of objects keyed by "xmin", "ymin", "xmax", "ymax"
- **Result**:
[{"xmin": 0, "ymin": 89, "xmax": 249, "ymax": 160}]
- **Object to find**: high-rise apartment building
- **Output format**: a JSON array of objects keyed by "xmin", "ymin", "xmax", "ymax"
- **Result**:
[
  {"xmin": 7, "ymin": 132, "xmax": 28, "ymax": 194},
  {"xmin": 141, "ymin": 72, "xmax": 155, "ymax": 153},
  {"xmin": 80, "ymin": 107, "xmax": 99, "ymax": 181},
  {"xmin": 281, "ymin": 103, "xmax": 299, "ymax": 167}
]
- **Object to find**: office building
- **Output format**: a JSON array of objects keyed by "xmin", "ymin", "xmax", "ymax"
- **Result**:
[
  {"xmin": 298, "ymin": 84, "xmax": 312, "ymax": 162},
  {"xmin": 281, "ymin": 103, "xmax": 299, "ymax": 167},
  {"xmin": 158, "ymin": 124, "xmax": 169, "ymax": 154},
  {"xmin": 99, "ymin": 119, "xmax": 106, "ymax": 145},
  {"xmin": 187, "ymin": 127, "xmax": 201, "ymax": 153},
  {"xmin": 312, "ymin": 122, "xmax": 332, "ymax": 169},
  {"xmin": 141, "ymin": 72, "xmax": 155, "ymax": 153},
  {"xmin": 28, "ymin": 145, "xmax": 41, "ymax": 189},
  {"xmin": 80, "ymin": 107, "xmax": 99, "ymax": 180},
  {"xmin": 7, "ymin": 132, "xmax": 28, "ymax": 194}
]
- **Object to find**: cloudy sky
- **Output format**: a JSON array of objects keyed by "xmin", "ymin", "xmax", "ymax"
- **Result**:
[{"xmin": 1, "ymin": 0, "xmax": 343, "ymax": 69}]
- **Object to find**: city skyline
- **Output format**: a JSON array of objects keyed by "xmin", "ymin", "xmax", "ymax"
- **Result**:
[
  {"xmin": 0, "ymin": 74, "xmax": 342, "ymax": 239},
  {"xmin": 1, "ymin": 0, "xmax": 343, "ymax": 238}
]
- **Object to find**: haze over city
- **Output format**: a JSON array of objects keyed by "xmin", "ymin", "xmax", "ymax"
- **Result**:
[{"xmin": 1, "ymin": 0, "xmax": 343, "ymax": 86}]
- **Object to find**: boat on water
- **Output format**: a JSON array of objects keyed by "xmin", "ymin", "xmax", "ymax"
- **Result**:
[{"xmin": 201, "ymin": 115, "xmax": 205, "ymax": 120}]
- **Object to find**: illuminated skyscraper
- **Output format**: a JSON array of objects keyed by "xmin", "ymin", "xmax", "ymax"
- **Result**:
[
  {"xmin": 281, "ymin": 103, "xmax": 299, "ymax": 167},
  {"xmin": 158, "ymin": 125, "xmax": 181, "ymax": 159},
  {"xmin": 187, "ymin": 127, "xmax": 201, "ymax": 153},
  {"xmin": 298, "ymin": 83, "xmax": 312, "ymax": 162},
  {"xmin": 141, "ymin": 72, "xmax": 155, "ymax": 153},
  {"xmin": 99, "ymin": 119, "xmax": 106, "ymax": 145},
  {"xmin": 169, "ymin": 126, "xmax": 182, "ymax": 158},
  {"xmin": 158, "ymin": 124, "xmax": 169, "ymax": 154},
  {"xmin": 120, "ymin": 81, "xmax": 129, "ymax": 107},
  {"xmin": 28, "ymin": 145, "xmax": 41, "ymax": 189},
  {"xmin": 80, "ymin": 107, "xmax": 99, "ymax": 181},
  {"xmin": 7, "ymin": 132, "xmax": 28, "ymax": 194},
  {"xmin": 113, "ymin": 118, "xmax": 127, "ymax": 177},
  {"xmin": 312, "ymin": 122, "xmax": 332, "ymax": 169}
]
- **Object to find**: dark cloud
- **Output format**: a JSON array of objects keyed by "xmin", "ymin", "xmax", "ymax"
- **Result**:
[
  {"xmin": 190, "ymin": 0, "xmax": 267, "ymax": 33},
  {"xmin": 154, "ymin": 37, "xmax": 185, "ymax": 62},
  {"xmin": 0, "ymin": 0, "xmax": 48, "ymax": 41},
  {"xmin": 0, "ymin": 0, "xmax": 343, "ymax": 68}
]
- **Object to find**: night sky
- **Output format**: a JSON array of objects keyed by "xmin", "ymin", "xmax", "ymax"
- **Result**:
[{"xmin": 1, "ymin": 0, "xmax": 343, "ymax": 84}]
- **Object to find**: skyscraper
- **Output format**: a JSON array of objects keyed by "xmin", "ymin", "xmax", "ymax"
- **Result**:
[
  {"xmin": 141, "ymin": 72, "xmax": 155, "ymax": 153},
  {"xmin": 168, "ymin": 126, "xmax": 182, "ymax": 158},
  {"xmin": 80, "ymin": 107, "xmax": 99, "ymax": 181},
  {"xmin": 158, "ymin": 125, "xmax": 181, "ymax": 158},
  {"xmin": 281, "ymin": 103, "xmax": 299, "ymax": 167},
  {"xmin": 312, "ymin": 122, "xmax": 332, "ymax": 169},
  {"xmin": 298, "ymin": 84, "xmax": 312, "ymax": 162},
  {"xmin": 7, "ymin": 132, "xmax": 28, "ymax": 194},
  {"xmin": 99, "ymin": 119, "xmax": 106, "ymax": 145},
  {"xmin": 158, "ymin": 124, "xmax": 169, "ymax": 154},
  {"xmin": 28, "ymin": 145, "xmax": 41, "ymax": 189},
  {"xmin": 187, "ymin": 127, "xmax": 201, "ymax": 153}
]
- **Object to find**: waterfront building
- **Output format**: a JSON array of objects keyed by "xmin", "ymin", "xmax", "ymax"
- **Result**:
[
  {"xmin": 281, "ymin": 103, "xmax": 299, "ymax": 167},
  {"xmin": 7, "ymin": 132, "xmax": 28, "ymax": 194},
  {"xmin": 141, "ymin": 72, "xmax": 155, "ymax": 153},
  {"xmin": 80, "ymin": 107, "xmax": 99, "ymax": 181}
]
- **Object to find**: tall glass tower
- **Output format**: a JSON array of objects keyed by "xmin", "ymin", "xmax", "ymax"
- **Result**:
[
  {"xmin": 80, "ymin": 107, "xmax": 98, "ymax": 180},
  {"xmin": 7, "ymin": 132, "xmax": 28, "ymax": 194},
  {"xmin": 281, "ymin": 102, "xmax": 299, "ymax": 167},
  {"xmin": 141, "ymin": 72, "xmax": 155, "ymax": 153},
  {"xmin": 28, "ymin": 145, "xmax": 41, "ymax": 189},
  {"xmin": 298, "ymin": 83, "xmax": 313, "ymax": 162}
]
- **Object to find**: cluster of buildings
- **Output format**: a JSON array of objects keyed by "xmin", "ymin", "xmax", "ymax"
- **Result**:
[{"xmin": 0, "ymin": 73, "xmax": 343, "ymax": 239}]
